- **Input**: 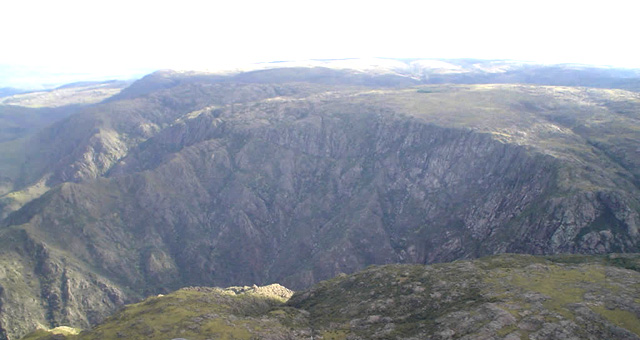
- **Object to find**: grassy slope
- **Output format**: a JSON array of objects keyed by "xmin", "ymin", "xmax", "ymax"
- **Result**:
[
  {"xmin": 290, "ymin": 254, "xmax": 640, "ymax": 339},
  {"xmin": 21, "ymin": 285, "xmax": 304, "ymax": 340}
]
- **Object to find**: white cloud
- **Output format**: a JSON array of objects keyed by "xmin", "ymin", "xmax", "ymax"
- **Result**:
[{"xmin": 1, "ymin": 0, "xmax": 639, "ymax": 87}]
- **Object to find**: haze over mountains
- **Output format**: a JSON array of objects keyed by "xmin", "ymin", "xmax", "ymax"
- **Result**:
[
  {"xmin": 3, "ymin": 58, "xmax": 640, "ymax": 92},
  {"xmin": 1, "ymin": 58, "xmax": 639, "ymax": 339}
]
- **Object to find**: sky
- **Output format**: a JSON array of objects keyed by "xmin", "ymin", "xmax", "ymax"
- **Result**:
[{"xmin": 1, "ymin": 0, "xmax": 639, "ymax": 88}]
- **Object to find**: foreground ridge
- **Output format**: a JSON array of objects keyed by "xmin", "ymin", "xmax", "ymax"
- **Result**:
[{"xmin": 22, "ymin": 254, "xmax": 640, "ymax": 340}]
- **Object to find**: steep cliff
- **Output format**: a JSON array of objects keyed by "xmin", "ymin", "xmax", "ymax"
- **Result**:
[{"xmin": 0, "ymin": 228, "xmax": 127, "ymax": 339}]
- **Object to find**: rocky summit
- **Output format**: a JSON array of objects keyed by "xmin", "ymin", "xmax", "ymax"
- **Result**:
[
  {"xmin": 20, "ymin": 254, "xmax": 640, "ymax": 340},
  {"xmin": 0, "ymin": 60, "xmax": 640, "ymax": 339}
]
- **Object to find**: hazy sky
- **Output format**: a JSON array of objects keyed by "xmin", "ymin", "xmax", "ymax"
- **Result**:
[{"xmin": 2, "ymin": 0, "xmax": 639, "ymax": 88}]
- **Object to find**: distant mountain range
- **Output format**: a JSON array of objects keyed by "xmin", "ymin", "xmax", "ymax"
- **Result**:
[
  {"xmin": 0, "ymin": 64, "xmax": 150, "ymax": 91},
  {"xmin": 0, "ymin": 59, "xmax": 639, "ymax": 339},
  {"xmin": 0, "ymin": 88, "xmax": 26, "ymax": 98},
  {"xmin": 3, "ymin": 58, "xmax": 639, "ymax": 91}
]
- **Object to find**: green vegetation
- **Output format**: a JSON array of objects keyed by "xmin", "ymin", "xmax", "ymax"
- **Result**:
[
  {"xmin": 87, "ymin": 285, "xmax": 295, "ymax": 339},
  {"xmin": 20, "ymin": 327, "xmax": 80, "ymax": 340},
  {"xmin": 511, "ymin": 265, "xmax": 603, "ymax": 319},
  {"xmin": 591, "ymin": 306, "xmax": 640, "ymax": 336},
  {"xmin": 606, "ymin": 255, "xmax": 640, "ymax": 272}
]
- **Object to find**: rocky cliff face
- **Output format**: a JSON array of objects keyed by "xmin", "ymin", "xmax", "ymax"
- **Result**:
[
  {"xmin": 0, "ymin": 228, "xmax": 126, "ymax": 339},
  {"xmin": 1, "ymin": 70, "xmax": 640, "ymax": 339}
]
